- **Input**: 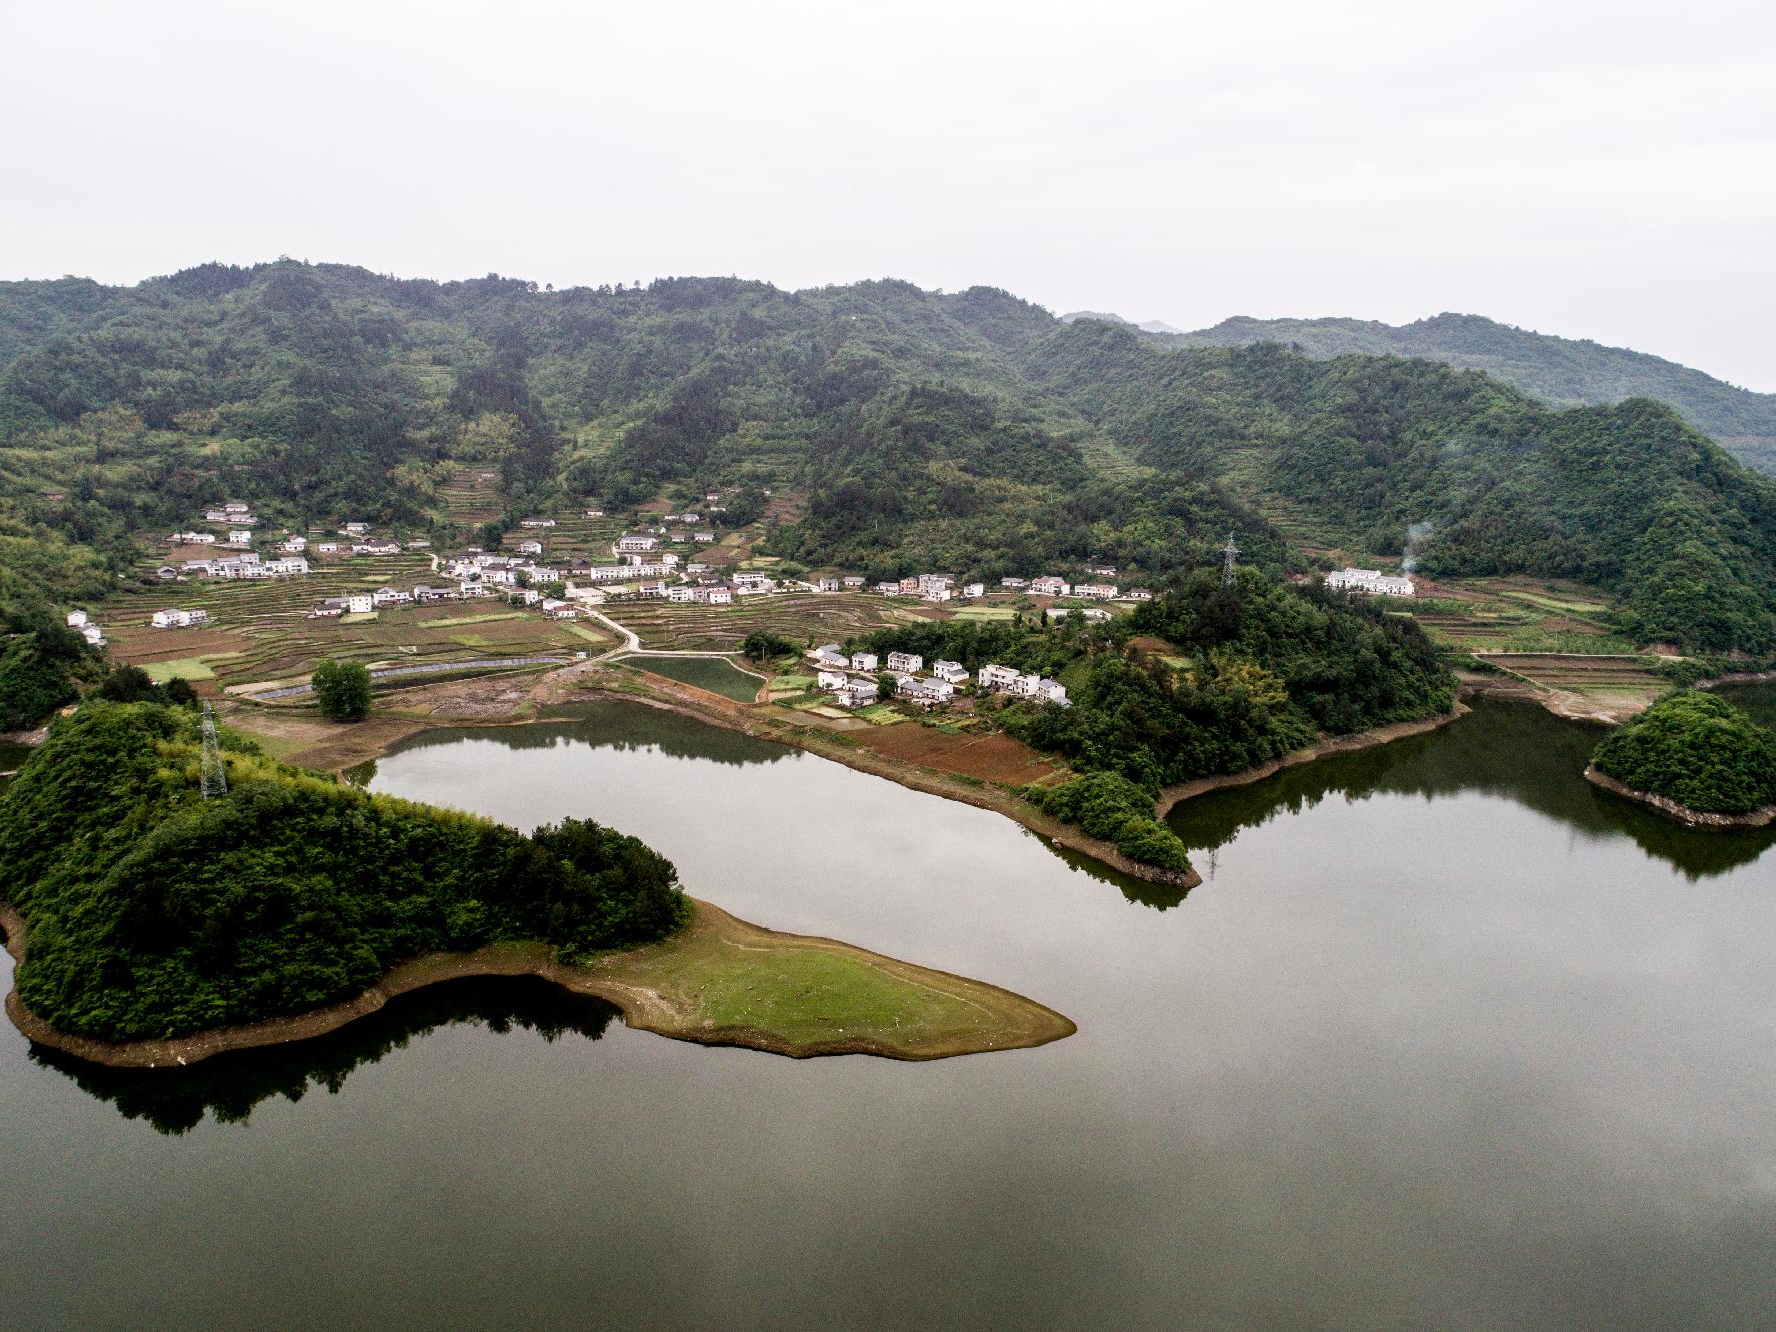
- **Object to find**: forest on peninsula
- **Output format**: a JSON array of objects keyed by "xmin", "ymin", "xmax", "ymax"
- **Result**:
[{"xmin": 0, "ymin": 702, "xmax": 688, "ymax": 1041}]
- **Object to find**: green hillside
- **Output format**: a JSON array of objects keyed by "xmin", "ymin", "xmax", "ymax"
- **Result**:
[
  {"xmin": 1019, "ymin": 323, "xmax": 1776, "ymax": 653},
  {"xmin": 0, "ymin": 261, "xmax": 1772, "ymax": 727},
  {"xmin": 1148, "ymin": 311, "xmax": 1776, "ymax": 475}
]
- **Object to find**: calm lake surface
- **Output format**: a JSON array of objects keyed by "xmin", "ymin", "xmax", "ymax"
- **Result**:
[{"xmin": 2, "ymin": 692, "xmax": 1773, "ymax": 1329}]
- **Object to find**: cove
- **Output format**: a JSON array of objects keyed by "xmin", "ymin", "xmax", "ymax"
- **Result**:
[{"xmin": 0, "ymin": 691, "xmax": 1771, "ymax": 1329}]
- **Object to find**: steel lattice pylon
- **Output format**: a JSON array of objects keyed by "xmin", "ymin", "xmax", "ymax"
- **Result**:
[
  {"xmin": 1220, "ymin": 531, "xmax": 1240, "ymax": 589},
  {"xmin": 200, "ymin": 702, "xmax": 228, "ymax": 799}
]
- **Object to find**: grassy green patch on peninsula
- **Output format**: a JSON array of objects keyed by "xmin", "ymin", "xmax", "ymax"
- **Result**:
[{"xmin": 590, "ymin": 901, "xmax": 1072, "ymax": 1059}]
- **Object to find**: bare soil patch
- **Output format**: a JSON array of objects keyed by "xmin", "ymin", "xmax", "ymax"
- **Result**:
[{"xmin": 853, "ymin": 724, "xmax": 1061, "ymax": 786}]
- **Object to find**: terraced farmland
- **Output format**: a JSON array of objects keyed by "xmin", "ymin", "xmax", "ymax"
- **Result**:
[
  {"xmin": 98, "ymin": 554, "xmax": 606, "ymax": 693},
  {"xmin": 1405, "ymin": 576, "xmax": 1638, "ymax": 655},
  {"xmin": 609, "ymin": 592, "xmax": 935, "ymax": 652},
  {"xmin": 1473, "ymin": 652, "xmax": 1669, "ymax": 721}
]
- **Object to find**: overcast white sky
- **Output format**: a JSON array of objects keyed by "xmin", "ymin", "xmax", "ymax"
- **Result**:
[{"xmin": 5, "ymin": 1, "xmax": 1774, "ymax": 388}]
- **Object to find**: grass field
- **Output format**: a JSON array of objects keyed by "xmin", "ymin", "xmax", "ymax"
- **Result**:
[
  {"xmin": 141, "ymin": 654, "xmax": 240, "ymax": 683},
  {"xmin": 949, "ymin": 605, "xmax": 1018, "ymax": 621},
  {"xmin": 1472, "ymin": 651, "xmax": 1669, "ymax": 719},
  {"xmin": 623, "ymin": 655, "xmax": 762, "ymax": 703},
  {"xmin": 1405, "ymin": 576, "xmax": 1639, "ymax": 655},
  {"xmin": 587, "ymin": 900, "xmax": 1075, "ymax": 1059}
]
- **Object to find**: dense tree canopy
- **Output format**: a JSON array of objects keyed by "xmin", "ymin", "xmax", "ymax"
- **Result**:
[
  {"xmin": 1591, "ymin": 692, "xmax": 1776, "ymax": 815},
  {"xmin": 312, "ymin": 659, "xmax": 372, "ymax": 721},
  {"xmin": 0, "ymin": 703, "xmax": 688, "ymax": 1040}
]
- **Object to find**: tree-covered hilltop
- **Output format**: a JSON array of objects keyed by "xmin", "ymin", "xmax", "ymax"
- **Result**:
[
  {"xmin": 1022, "ymin": 322, "xmax": 1776, "ymax": 653},
  {"xmin": 851, "ymin": 570, "xmax": 1455, "ymax": 869},
  {"xmin": 1142, "ymin": 311, "xmax": 1776, "ymax": 476},
  {"xmin": 3, "ymin": 261, "xmax": 1775, "ymax": 656},
  {"xmin": 0, "ymin": 702, "xmax": 688, "ymax": 1042},
  {"xmin": 1590, "ymin": 692, "xmax": 1776, "ymax": 816}
]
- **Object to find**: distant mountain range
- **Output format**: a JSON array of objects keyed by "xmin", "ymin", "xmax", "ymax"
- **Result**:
[
  {"xmin": 1063, "ymin": 310, "xmax": 1776, "ymax": 476},
  {"xmin": 1059, "ymin": 311, "xmax": 1186, "ymax": 337}
]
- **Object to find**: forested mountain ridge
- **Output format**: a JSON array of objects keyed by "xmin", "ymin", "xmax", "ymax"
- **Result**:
[
  {"xmin": 1131, "ymin": 310, "xmax": 1776, "ymax": 475},
  {"xmin": 1020, "ymin": 320, "xmax": 1776, "ymax": 651},
  {"xmin": 0, "ymin": 261, "xmax": 1772, "ymax": 667}
]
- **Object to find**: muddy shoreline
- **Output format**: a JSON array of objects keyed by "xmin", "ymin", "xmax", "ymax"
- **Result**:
[
  {"xmin": 0, "ymin": 900, "xmax": 1074, "ymax": 1069},
  {"xmin": 1582, "ymin": 766, "xmax": 1776, "ymax": 829}
]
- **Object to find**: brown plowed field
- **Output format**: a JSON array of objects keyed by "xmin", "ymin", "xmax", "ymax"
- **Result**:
[
  {"xmin": 105, "ymin": 626, "xmax": 253, "ymax": 663},
  {"xmin": 850, "ymin": 724, "xmax": 1061, "ymax": 786}
]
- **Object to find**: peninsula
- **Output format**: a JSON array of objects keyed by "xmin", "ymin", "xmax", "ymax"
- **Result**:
[{"xmin": 0, "ymin": 702, "xmax": 1072, "ymax": 1065}]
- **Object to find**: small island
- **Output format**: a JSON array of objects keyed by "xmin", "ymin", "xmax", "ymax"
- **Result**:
[
  {"xmin": 0, "ymin": 702, "xmax": 1071, "ymax": 1066},
  {"xmin": 1586, "ymin": 691, "xmax": 1776, "ymax": 828}
]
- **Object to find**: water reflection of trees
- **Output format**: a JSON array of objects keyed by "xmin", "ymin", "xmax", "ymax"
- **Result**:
[
  {"xmin": 1047, "ymin": 841, "xmax": 1194, "ymax": 911},
  {"xmin": 35, "ymin": 977, "xmax": 619, "ymax": 1135},
  {"xmin": 346, "ymin": 702, "xmax": 794, "ymax": 786},
  {"xmin": 1167, "ymin": 696, "xmax": 1774, "ymax": 882}
]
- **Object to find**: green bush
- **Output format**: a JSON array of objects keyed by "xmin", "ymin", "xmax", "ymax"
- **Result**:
[
  {"xmin": 740, "ymin": 631, "xmax": 798, "ymax": 662},
  {"xmin": 1026, "ymin": 772, "xmax": 1193, "ymax": 874},
  {"xmin": 312, "ymin": 659, "xmax": 372, "ymax": 722},
  {"xmin": 1591, "ymin": 691, "xmax": 1776, "ymax": 814}
]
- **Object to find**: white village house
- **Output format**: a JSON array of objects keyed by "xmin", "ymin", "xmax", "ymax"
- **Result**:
[
  {"xmin": 1326, "ymin": 568, "xmax": 1415, "ymax": 597},
  {"xmin": 150, "ymin": 608, "xmax": 210, "ymax": 628}
]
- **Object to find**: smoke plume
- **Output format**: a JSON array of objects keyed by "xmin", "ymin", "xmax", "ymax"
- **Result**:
[{"xmin": 1401, "ymin": 521, "xmax": 1434, "ymax": 574}]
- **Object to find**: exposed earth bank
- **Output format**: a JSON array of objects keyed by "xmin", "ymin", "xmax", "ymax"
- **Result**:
[{"xmin": 1583, "ymin": 766, "xmax": 1776, "ymax": 829}]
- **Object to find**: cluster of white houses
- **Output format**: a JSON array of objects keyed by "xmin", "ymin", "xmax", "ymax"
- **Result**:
[
  {"xmin": 63, "ymin": 609, "xmax": 106, "ymax": 647},
  {"xmin": 164, "ymin": 506, "xmax": 438, "ymax": 581},
  {"xmin": 1325, "ymin": 568, "xmax": 1416, "ymax": 597},
  {"xmin": 806, "ymin": 644, "xmax": 1068, "ymax": 711},
  {"xmin": 860, "ymin": 572, "xmax": 1153, "ymax": 603},
  {"xmin": 176, "ymin": 552, "xmax": 311, "ymax": 580}
]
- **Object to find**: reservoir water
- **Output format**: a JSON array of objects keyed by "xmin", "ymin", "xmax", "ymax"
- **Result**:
[{"xmin": 1, "ymin": 693, "xmax": 1773, "ymax": 1328}]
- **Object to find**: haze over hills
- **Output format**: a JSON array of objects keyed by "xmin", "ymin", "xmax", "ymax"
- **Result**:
[
  {"xmin": 1059, "ymin": 311, "xmax": 1186, "ymax": 336},
  {"xmin": 1067, "ymin": 309, "xmax": 1776, "ymax": 476},
  {"xmin": 0, "ymin": 262, "xmax": 1772, "ymax": 699}
]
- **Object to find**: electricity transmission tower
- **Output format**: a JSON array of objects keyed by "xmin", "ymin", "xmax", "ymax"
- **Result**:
[
  {"xmin": 200, "ymin": 703, "xmax": 228, "ymax": 799},
  {"xmin": 1221, "ymin": 532, "xmax": 1240, "ymax": 589}
]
